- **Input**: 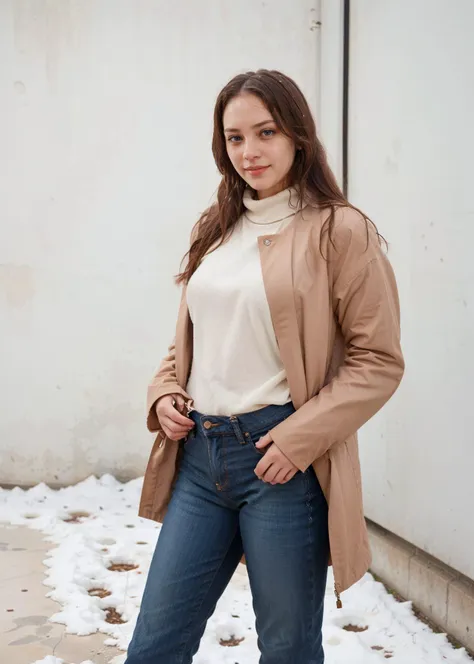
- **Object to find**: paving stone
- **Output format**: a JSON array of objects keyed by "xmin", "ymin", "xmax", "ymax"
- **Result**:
[{"xmin": 0, "ymin": 525, "xmax": 121, "ymax": 664}]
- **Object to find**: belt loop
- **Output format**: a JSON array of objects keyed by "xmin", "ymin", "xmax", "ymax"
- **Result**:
[{"xmin": 228, "ymin": 416, "xmax": 246, "ymax": 445}]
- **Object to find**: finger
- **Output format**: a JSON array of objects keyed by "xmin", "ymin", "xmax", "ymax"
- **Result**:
[
  {"xmin": 262, "ymin": 463, "xmax": 280, "ymax": 484},
  {"xmin": 161, "ymin": 412, "xmax": 192, "ymax": 428},
  {"xmin": 282, "ymin": 468, "xmax": 297, "ymax": 483},
  {"xmin": 174, "ymin": 394, "xmax": 186, "ymax": 412},
  {"xmin": 167, "ymin": 433, "xmax": 186, "ymax": 441},
  {"xmin": 255, "ymin": 433, "xmax": 272, "ymax": 449},
  {"xmin": 254, "ymin": 455, "xmax": 272, "ymax": 481},
  {"xmin": 161, "ymin": 416, "xmax": 193, "ymax": 438},
  {"xmin": 164, "ymin": 406, "xmax": 194, "ymax": 428},
  {"xmin": 165, "ymin": 428, "xmax": 191, "ymax": 441},
  {"xmin": 168, "ymin": 429, "xmax": 189, "ymax": 440},
  {"xmin": 174, "ymin": 394, "xmax": 185, "ymax": 406},
  {"xmin": 170, "ymin": 427, "xmax": 192, "ymax": 438},
  {"xmin": 271, "ymin": 468, "xmax": 290, "ymax": 485}
]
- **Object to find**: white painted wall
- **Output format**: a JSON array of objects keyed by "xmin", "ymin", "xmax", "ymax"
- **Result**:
[
  {"xmin": 347, "ymin": 1, "xmax": 474, "ymax": 580},
  {"xmin": 5, "ymin": 0, "xmax": 470, "ymax": 585},
  {"xmin": 0, "ymin": 0, "xmax": 321, "ymax": 486},
  {"xmin": 318, "ymin": 0, "xmax": 344, "ymax": 184}
]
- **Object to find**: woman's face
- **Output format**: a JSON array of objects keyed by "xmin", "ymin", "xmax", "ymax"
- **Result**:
[{"xmin": 223, "ymin": 92, "xmax": 296, "ymax": 199}]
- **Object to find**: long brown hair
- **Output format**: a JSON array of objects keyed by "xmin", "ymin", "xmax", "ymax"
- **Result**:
[{"xmin": 175, "ymin": 69, "xmax": 381, "ymax": 285}]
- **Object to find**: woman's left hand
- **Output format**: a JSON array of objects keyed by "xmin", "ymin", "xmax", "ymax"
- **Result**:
[{"xmin": 254, "ymin": 434, "xmax": 299, "ymax": 484}]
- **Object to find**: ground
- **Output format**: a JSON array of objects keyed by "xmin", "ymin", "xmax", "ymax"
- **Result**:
[{"xmin": 0, "ymin": 475, "xmax": 471, "ymax": 664}]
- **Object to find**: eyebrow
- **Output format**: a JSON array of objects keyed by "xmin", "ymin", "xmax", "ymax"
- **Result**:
[{"xmin": 223, "ymin": 119, "xmax": 275, "ymax": 133}]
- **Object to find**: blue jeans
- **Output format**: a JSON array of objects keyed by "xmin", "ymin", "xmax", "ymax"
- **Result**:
[{"xmin": 125, "ymin": 402, "xmax": 329, "ymax": 664}]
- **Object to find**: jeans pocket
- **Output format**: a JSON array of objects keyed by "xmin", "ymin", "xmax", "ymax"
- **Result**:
[
  {"xmin": 247, "ymin": 428, "xmax": 269, "ymax": 456},
  {"xmin": 247, "ymin": 411, "xmax": 292, "ymax": 456}
]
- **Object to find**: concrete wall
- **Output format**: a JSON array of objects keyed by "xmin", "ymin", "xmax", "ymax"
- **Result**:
[
  {"xmin": 0, "ymin": 0, "xmax": 321, "ymax": 485},
  {"xmin": 346, "ymin": 0, "xmax": 474, "ymax": 582}
]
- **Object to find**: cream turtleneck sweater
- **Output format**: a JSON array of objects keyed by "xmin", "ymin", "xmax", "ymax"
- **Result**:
[{"xmin": 185, "ymin": 187, "xmax": 300, "ymax": 416}]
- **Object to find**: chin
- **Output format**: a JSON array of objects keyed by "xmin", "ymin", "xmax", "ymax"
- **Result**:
[{"xmin": 248, "ymin": 178, "xmax": 278, "ymax": 191}]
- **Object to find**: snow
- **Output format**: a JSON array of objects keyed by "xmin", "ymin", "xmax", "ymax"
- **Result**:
[{"xmin": 0, "ymin": 475, "xmax": 471, "ymax": 664}]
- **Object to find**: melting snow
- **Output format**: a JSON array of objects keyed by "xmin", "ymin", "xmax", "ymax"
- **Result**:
[{"xmin": 0, "ymin": 475, "xmax": 471, "ymax": 664}]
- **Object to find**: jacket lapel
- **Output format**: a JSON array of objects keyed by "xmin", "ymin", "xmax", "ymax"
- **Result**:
[
  {"xmin": 176, "ymin": 216, "xmax": 308, "ymax": 410},
  {"xmin": 258, "ymin": 219, "xmax": 308, "ymax": 409},
  {"xmin": 175, "ymin": 285, "xmax": 193, "ymax": 389}
]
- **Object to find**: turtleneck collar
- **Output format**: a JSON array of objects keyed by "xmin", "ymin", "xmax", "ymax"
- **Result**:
[{"xmin": 243, "ymin": 187, "xmax": 300, "ymax": 225}]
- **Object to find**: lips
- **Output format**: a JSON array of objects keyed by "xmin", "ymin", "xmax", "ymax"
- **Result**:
[{"xmin": 245, "ymin": 166, "xmax": 270, "ymax": 176}]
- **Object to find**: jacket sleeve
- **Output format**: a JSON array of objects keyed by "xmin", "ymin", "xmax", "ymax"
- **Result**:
[
  {"xmin": 269, "ymin": 210, "xmax": 405, "ymax": 472},
  {"xmin": 145, "ymin": 217, "xmax": 204, "ymax": 433},
  {"xmin": 146, "ymin": 339, "xmax": 192, "ymax": 433}
]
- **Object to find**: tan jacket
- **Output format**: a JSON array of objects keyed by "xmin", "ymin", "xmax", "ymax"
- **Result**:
[{"xmin": 138, "ymin": 205, "xmax": 404, "ymax": 602}]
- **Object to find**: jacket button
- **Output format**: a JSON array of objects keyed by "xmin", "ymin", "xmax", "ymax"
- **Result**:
[
  {"xmin": 203, "ymin": 421, "xmax": 213, "ymax": 429},
  {"xmin": 264, "ymin": 239, "xmax": 272, "ymax": 246}
]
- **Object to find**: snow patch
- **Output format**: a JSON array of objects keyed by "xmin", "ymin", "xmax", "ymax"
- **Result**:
[{"xmin": 0, "ymin": 476, "xmax": 471, "ymax": 664}]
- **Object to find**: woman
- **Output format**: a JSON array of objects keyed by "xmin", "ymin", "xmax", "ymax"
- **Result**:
[{"xmin": 125, "ymin": 69, "xmax": 404, "ymax": 664}]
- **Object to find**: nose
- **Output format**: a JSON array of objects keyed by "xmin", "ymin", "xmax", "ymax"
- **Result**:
[{"xmin": 243, "ymin": 137, "xmax": 261, "ymax": 163}]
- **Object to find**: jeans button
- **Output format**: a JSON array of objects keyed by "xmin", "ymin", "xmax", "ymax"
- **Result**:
[{"xmin": 203, "ymin": 421, "xmax": 213, "ymax": 430}]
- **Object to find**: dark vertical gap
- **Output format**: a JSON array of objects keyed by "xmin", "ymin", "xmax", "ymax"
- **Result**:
[{"xmin": 342, "ymin": 0, "xmax": 350, "ymax": 197}]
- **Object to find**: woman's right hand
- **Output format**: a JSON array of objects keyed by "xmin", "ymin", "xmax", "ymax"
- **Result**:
[{"xmin": 155, "ymin": 394, "xmax": 195, "ymax": 441}]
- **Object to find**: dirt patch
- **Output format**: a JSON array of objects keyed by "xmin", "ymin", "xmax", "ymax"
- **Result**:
[
  {"xmin": 108, "ymin": 563, "xmax": 139, "ymax": 572},
  {"xmin": 343, "ymin": 624, "xmax": 368, "ymax": 633},
  {"xmin": 219, "ymin": 636, "xmax": 245, "ymax": 647},
  {"xmin": 88, "ymin": 588, "xmax": 111, "ymax": 598},
  {"xmin": 63, "ymin": 511, "xmax": 91, "ymax": 523},
  {"xmin": 105, "ymin": 607, "xmax": 125, "ymax": 624}
]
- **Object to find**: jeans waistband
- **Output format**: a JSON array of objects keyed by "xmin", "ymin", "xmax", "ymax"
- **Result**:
[{"xmin": 189, "ymin": 401, "xmax": 296, "ymax": 438}]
